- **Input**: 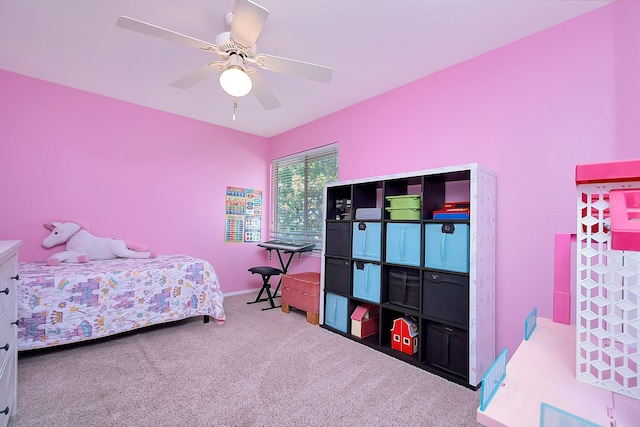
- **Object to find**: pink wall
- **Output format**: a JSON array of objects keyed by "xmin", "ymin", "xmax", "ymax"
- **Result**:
[
  {"xmin": 270, "ymin": 3, "xmax": 634, "ymax": 358},
  {"xmin": 613, "ymin": 0, "xmax": 640, "ymax": 159},
  {"xmin": 0, "ymin": 69, "xmax": 273, "ymax": 294},
  {"xmin": 1, "ymin": 1, "xmax": 637, "ymax": 361}
]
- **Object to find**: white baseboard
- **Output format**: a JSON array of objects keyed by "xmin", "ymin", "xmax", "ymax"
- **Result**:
[{"xmin": 222, "ymin": 288, "xmax": 261, "ymax": 297}]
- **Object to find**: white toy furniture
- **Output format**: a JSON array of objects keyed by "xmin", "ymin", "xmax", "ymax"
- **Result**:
[
  {"xmin": 476, "ymin": 317, "xmax": 640, "ymax": 426},
  {"xmin": 575, "ymin": 159, "xmax": 640, "ymax": 400}
]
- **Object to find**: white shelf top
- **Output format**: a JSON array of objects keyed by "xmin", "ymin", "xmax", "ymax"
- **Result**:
[
  {"xmin": 0, "ymin": 240, "xmax": 22, "ymax": 263},
  {"xmin": 325, "ymin": 163, "xmax": 495, "ymax": 188}
]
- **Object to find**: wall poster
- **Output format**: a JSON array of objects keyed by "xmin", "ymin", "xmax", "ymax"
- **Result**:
[{"xmin": 224, "ymin": 186, "xmax": 262, "ymax": 243}]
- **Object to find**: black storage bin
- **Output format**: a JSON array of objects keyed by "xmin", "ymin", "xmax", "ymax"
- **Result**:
[
  {"xmin": 425, "ymin": 321, "xmax": 468, "ymax": 378},
  {"xmin": 325, "ymin": 222, "xmax": 351, "ymax": 257},
  {"xmin": 388, "ymin": 268, "xmax": 420, "ymax": 310},
  {"xmin": 422, "ymin": 271, "xmax": 469, "ymax": 327},
  {"xmin": 325, "ymin": 257, "xmax": 350, "ymax": 295}
]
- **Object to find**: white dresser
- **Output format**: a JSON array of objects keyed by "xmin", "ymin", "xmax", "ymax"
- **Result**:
[{"xmin": 0, "ymin": 241, "xmax": 21, "ymax": 427}]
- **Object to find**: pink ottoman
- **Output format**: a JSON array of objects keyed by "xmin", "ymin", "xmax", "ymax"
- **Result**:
[{"xmin": 281, "ymin": 272, "xmax": 321, "ymax": 325}]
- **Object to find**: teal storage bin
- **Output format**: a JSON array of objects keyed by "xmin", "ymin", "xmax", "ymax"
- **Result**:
[
  {"xmin": 324, "ymin": 292, "xmax": 349, "ymax": 332},
  {"xmin": 352, "ymin": 222, "xmax": 382, "ymax": 261},
  {"xmin": 386, "ymin": 223, "xmax": 421, "ymax": 266},
  {"xmin": 352, "ymin": 261, "xmax": 381, "ymax": 303},
  {"xmin": 424, "ymin": 223, "xmax": 470, "ymax": 273}
]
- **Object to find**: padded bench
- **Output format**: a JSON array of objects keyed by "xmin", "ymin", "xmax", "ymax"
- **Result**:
[{"xmin": 280, "ymin": 272, "xmax": 321, "ymax": 325}]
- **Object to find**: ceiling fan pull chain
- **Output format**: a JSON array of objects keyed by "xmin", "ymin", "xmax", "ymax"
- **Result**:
[{"xmin": 233, "ymin": 98, "xmax": 238, "ymax": 121}]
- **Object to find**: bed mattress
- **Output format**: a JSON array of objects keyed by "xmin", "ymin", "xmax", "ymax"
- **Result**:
[{"xmin": 16, "ymin": 254, "xmax": 225, "ymax": 350}]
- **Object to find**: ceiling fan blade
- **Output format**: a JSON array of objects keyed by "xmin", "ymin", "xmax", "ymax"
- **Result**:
[
  {"xmin": 254, "ymin": 54, "xmax": 333, "ymax": 84},
  {"xmin": 229, "ymin": 0, "xmax": 269, "ymax": 48},
  {"xmin": 116, "ymin": 16, "xmax": 219, "ymax": 53},
  {"xmin": 246, "ymin": 69, "xmax": 281, "ymax": 110},
  {"xmin": 169, "ymin": 62, "xmax": 226, "ymax": 89}
]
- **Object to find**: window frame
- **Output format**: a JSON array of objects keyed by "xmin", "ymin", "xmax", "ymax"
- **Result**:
[{"xmin": 269, "ymin": 144, "xmax": 338, "ymax": 253}]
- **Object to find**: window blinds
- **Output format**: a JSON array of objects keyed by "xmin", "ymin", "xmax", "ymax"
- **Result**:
[{"xmin": 269, "ymin": 144, "xmax": 338, "ymax": 249}]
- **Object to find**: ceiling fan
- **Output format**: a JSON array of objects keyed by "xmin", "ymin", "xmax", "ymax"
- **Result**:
[{"xmin": 116, "ymin": 0, "xmax": 333, "ymax": 110}]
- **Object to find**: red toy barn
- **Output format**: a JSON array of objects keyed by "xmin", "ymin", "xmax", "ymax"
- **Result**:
[{"xmin": 391, "ymin": 316, "xmax": 418, "ymax": 355}]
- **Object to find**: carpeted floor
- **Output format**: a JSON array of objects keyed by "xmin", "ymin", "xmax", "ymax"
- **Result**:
[{"xmin": 10, "ymin": 292, "xmax": 482, "ymax": 427}]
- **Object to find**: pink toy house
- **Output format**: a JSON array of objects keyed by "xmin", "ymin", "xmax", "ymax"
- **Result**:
[
  {"xmin": 350, "ymin": 303, "xmax": 379, "ymax": 339},
  {"xmin": 391, "ymin": 316, "xmax": 418, "ymax": 355}
]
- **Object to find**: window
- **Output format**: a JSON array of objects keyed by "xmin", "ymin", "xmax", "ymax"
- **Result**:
[{"xmin": 270, "ymin": 144, "xmax": 338, "ymax": 251}]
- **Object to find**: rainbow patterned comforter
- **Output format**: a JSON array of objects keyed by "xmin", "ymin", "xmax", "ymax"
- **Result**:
[{"xmin": 16, "ymin": 254, "xmax": 226, "ymax": 350}]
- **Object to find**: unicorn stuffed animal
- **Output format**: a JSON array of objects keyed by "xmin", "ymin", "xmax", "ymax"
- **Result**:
[{"xmin": 42, "ymin": 221, "xmax": 154, "ymax": 266}]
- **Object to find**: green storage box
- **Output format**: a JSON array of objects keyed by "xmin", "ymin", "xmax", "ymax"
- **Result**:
[
  {"xmin": 385, "ymin": 207, "xmax": 421, "ymax": 220},
  {"xmin": 385, "ymin": 195, "xmax": 421, "ymax": 209}
]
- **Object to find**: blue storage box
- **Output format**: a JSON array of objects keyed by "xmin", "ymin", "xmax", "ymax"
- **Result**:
[
  {"xmin": 352, "ymin": 222, "xmax": 382, "ymax": 261},
  {"xmin": 352, "ymin": 261, "xmax": 381, "ymax": 303},
  {"xmin": 386, "ymin": 223, "xmax": 421, "ymax": 266},
  {"xmin": 424, "ymin": 223, "xmax": 470, "ymax": 273},
  {"xmin": 324, "ymin": 292, "xmax": 349, "ymax": 332}
]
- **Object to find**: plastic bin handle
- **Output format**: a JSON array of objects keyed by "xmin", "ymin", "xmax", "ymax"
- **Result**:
[
  {"xmin": 362, "ymin": 228, "xmax": 367, "ymax": 255},
  {"xmin": 443, "ymin": 331, "xmax": 450, "ymax": 366},
  {"xmin": 364, "ymin": 263, "xmax": 369, "ymax": 293}
]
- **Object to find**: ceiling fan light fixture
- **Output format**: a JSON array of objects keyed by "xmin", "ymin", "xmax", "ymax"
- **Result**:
[{"xmin": 219, "ymin": 55, "xmax": 252, "ymax": 97}]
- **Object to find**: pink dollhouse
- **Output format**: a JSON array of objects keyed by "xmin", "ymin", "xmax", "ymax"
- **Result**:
[{"xmin": 350, "ymin": 303, "xmax": 379, "ymax": 339}]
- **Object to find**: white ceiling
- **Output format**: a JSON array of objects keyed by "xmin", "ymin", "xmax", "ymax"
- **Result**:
[{"xmin": 0, "ymin": 0, "xmax": 612, "ymax": 138}]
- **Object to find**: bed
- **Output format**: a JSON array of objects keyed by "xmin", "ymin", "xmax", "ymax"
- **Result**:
[{"xmin": 16, "ymin": 254, "xmax": 226, "ymax": 351}]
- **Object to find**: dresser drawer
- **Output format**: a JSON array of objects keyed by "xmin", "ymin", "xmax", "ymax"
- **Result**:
[
  {"xmin": 0, "ymin": 241, "xmax": 21, "ymax": 427},
  {"xmin": 0, "ymin": 341, "xmax": 16, "ymax": 426},
  {"xmin": 0, "ymin": 296, "xmax": 16, "ymax": 375},
  {"xmin": 0, "ymin": 254, "xmax": 17, "ymax": 317}
]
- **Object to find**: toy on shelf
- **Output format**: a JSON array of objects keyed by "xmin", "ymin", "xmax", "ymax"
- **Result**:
[
  {"xmin": 609, "ymin": 188, "xmax": 640, "ymax": 251},
  {"xmin": 351, "ymin": 303, "xmax": 379, "ymax": 338},
  {"xmin": 433, "ymin": 202, "xmax": 470, "ymax": 220},
  {"xmin": 390, "ymin": 316, "xmax": 418, "ymax": 355},
  {"xmin": 335, "ymin": 199, "xmax": 351, "ymax": 220}
]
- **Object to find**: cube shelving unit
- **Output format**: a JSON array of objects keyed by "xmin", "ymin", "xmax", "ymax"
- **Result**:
[{"xmin": 320, "ymin": 163, "xmax": 496, "ymax": 388}]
